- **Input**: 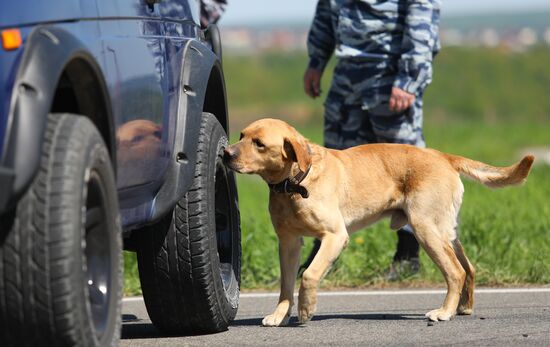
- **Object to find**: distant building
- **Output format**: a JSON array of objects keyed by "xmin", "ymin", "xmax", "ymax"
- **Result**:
[
  {"xmin": 480, "ymin": 28, "xmax": 499, "ymax": 48},
  {"xmin": 220, "ymin": 16, "xmax": 550, "ymax": 55},
  {"xmin": 545, "ymin": 27, "xmax": 550, "ymax": 45},
  {"xmin": 441, "ymin": 28, "xmax": 463, "ymax": 46},
  {"xmin": 517, "ymin": 27, "xmax": 538, "ymax": 46}
]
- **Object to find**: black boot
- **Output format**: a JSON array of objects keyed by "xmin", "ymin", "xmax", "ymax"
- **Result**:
[
  {"xmin": 298, "ymin": 238, "xmax": 321, "ymax": 277},
  {"xmin": 394, "ymin": 228, "xmax": 420, "ymax": 261},
  {"xmin": 385, "ymin": 228, "xmax": 420, "ymax": 281}
]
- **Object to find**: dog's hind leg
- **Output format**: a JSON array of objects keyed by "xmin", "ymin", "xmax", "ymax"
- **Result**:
[
  {"xmin": 298, "ymin": 226, "xmax": 349, "ymax": 324},
  {"xmin": 410, "ymin": 218, "xmax": 466, "ymax": 321},
  {"xmin": 452, "ymin": 239, "xmax": 475, "ymax": 315},
  {"xmin": 448, "ymin": 179, "xmax": 474, "ymax": 315},
  {"xmin": 262, "ymin": 233, "xmax": 302, "ymax": 327}
]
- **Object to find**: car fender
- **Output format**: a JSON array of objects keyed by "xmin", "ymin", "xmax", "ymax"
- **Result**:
[
  {"xmin": 150, "ymin": 39, "xmax": 226, "ymax": 222},
  {"xmin": 1, "ymin": 26, "xmax": 114, "ymax": 211}
]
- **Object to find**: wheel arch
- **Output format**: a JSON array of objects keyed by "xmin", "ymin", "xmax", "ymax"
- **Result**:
[
  {"xmin": 203, "ymin": 60, "xmax": 229, "ymax": 134},
  {"xmin": 145, "ymin": 40, "xmax": 230, "ymax": 226},
  {"xmin": 50, "ymin": 58, "xmax": 116, "ymax": 169},
  {"xmin": 2, "ymin": 26, "xmax": 115, "ymax": 209}
]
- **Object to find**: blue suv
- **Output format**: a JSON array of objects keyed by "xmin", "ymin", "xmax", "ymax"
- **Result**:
[{"xmin": 0, "ymin": 1, "xmax": 241, "ymax": 345}]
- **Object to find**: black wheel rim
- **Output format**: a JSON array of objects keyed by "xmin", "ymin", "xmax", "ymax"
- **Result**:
[
  {"xmin": 85, "ymin": 170, "xmax": 112, "ymax": 340},
  {"xmin": 215, "ymin": 157, "xmax": 235, "ymax": 292}
]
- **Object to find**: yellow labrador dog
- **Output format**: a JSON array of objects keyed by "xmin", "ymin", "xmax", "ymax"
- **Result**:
[{"xmin": 224, "ymin": 118, "xmax": 534, "ymax": 326}]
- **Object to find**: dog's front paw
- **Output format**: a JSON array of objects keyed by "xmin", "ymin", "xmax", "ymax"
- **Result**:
[
  {"xmin": 298, "ymin": 289, "xmax": 317, "ymax": 324},
  {"xmin": 262, "ymin": 313, "xmax": 290, "ymax": 327},
  {"xmin": 425, "ymin": 308, "xmax": 455, "ymax": 321},
  {"xmin": 457, "ymin": 306, "xmax": 473, "ymax": 315},
  {"xmin": 298, "ymin": 304, "xmax": 315, "ymax": 324}
]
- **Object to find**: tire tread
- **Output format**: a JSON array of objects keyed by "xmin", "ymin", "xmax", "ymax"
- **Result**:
[
  {"xmin": 137, "ymin": 113, "xmax": 240, "ymax": 334},
  {"xmin": 0, "ymin": 114, "xmax": 122, "ymax": 346}
]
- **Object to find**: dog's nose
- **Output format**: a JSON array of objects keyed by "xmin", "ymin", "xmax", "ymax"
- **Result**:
[{"xmin": 223, "ymin": 147, "xmax": 238, "ymax": 163}]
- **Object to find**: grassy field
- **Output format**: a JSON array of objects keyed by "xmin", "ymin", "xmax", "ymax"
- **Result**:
[
  {"xmin": 223, "ymin": 46, "xmax": 550, "ymax": 128},
  {"xmin": 123, "ymin": 47, "xmax": 550, "ymax": 295}
]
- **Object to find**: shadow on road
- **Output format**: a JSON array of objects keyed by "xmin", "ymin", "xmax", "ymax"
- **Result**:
[
  {"xmin": 120, "ymin": 312, "xmax": 426, "ymax": 338},
  {"xmin": 230, "ymin": 317, "xmax": 304, "ymax": 327},
  {"xmin": 121, "ymin": 316, "xmax": 233, "ymax": 340},
  {"xmin": 121, "ymin": 323, "xmax": 161, "ymax": 339},
  {"xmin": 121, "ymin": 323, "xmax": 223, "ymax": 339},
  {"xmin": 312, "ymin": 313, "xmax": 425, "ymax": 321},
  {"xmin": 231, "ymin": 312, "xmax": 424, "ymax": 327}
]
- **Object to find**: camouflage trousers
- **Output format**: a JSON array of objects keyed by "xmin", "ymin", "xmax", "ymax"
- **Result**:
[
  {"xmin": 324, "ymin": 59, "xmax": 426, "ymax": 150},
  {"xmin": 323, "ymin": 59, "xmax": 427, "ymax": 234}
]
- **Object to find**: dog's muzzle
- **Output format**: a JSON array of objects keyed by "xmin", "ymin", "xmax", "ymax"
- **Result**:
[{"xmin": 223, "ymin": 147, "xmax": 240, "ymax": 169}]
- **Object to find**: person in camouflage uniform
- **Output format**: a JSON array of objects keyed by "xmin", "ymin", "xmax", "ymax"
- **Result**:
[
  {"xmin": 301, "ymin": 0, "xmax": 441, "ymax": 280},
  {"xmin": 200, "ymin": 0, "xmax": 227, "ymax": 28}
]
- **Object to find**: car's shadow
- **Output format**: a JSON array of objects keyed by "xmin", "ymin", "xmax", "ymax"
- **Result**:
[
  {"xmin": 121, "ymin": 314, "xmax": 161, "ymax": 339},
  {"xmin": 121, "ymin": 322, "xmax": 161, "ymax": 339},
  {"xmin": 121, "ymin": 314, "xmax": 230, "ymax": 339}
]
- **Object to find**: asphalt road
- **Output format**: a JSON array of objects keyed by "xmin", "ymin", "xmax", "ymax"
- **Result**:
[{"xmin": 121, "ymin": 288, "xmax": 550, "ymax": 346}]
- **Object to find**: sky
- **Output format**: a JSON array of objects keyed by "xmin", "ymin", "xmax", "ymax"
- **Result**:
[{"xmin": 220, "ymin": 0, "xmax": 550, "ymax": 26}]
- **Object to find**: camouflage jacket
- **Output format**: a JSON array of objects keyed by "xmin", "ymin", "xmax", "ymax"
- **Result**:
[
  {"xmin": 308, "ymin": 0, "xmax": 441, "ymax": 95},
  {"xmin": 200, "ymin": 0, "xmax": 227, "ymax": 27}
]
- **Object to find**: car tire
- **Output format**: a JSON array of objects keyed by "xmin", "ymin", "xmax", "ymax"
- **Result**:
[
  {"xmin": 0, "ymin": 113, "xmax": 122, "ymax": 347},
  {"xmin": 137, "ymin": 112, "xmax": 241, "ymax": 334}
]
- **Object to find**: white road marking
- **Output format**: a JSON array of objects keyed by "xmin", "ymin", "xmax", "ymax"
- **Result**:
[
  {"xmin": 123, "ymin": 297, "xmax": 145, "ymax": 302},
  {"xmin": 123, "ymin": 287, "xmax": 550, "ymax": 302}
]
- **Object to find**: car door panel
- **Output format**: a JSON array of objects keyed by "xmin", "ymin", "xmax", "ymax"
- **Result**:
[{"xmin": 96, "ymin": 0, "xmax": 169, "ymax": 225}]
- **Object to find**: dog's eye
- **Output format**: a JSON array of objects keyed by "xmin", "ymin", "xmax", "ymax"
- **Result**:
[{"xmin": 253, "ymin": 139, "xmax": 265, "ymax": 149}]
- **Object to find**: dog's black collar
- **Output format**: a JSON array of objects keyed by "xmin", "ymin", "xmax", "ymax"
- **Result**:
[{"xmin": 268, "ymin": 163, "xmax": 312, "ymax": 199}]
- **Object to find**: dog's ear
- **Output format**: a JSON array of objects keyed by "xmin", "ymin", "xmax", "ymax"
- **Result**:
[{"xmin": 283, "ymin": 136, "xmax": 311, "ymax": 172}]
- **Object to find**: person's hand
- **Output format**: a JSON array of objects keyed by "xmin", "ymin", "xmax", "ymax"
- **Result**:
[
  {"xmin": 303, "ymin": 68, "xmax": 322, "ymax": 98},
  {"xmin": 389, "ymin": 87, "xmax": 415, "ymax": 112}
]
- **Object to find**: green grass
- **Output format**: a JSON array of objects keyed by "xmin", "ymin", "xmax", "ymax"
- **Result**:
[
  {"xmin": 123, "ymin": 47, "xmax": 550, "ymax": 295},
  {"xmin": 223, "ymin": 47, "xmax": 550, "ymax": 128},
  {"xmin": 124, "ymin": 253, "xmax": 141, "ymax": 296}
]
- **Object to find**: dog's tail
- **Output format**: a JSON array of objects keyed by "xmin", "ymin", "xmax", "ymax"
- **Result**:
[{"xmin": 445, "ymin": 153, "xmax": 535, "ymax": 188}]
